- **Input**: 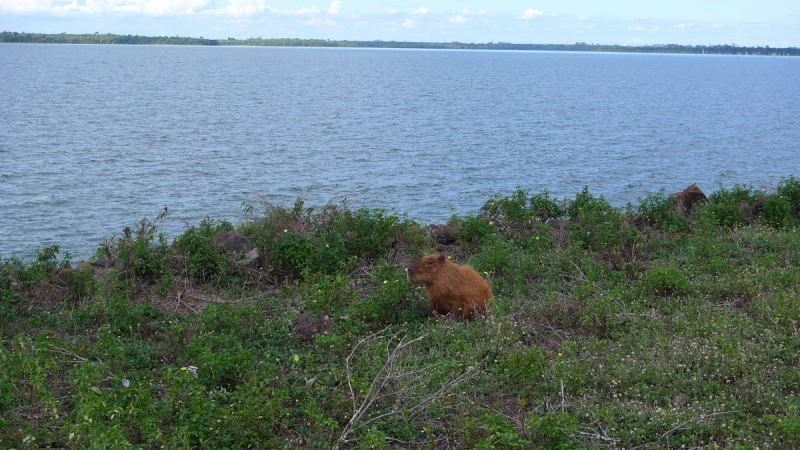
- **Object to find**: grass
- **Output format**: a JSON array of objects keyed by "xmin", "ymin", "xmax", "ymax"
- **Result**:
[{"xmin": 1, "ymin": 179, "xmax": 799, "ymax": 449}]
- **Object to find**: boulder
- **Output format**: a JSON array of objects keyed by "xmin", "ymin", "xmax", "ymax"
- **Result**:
[
  {"xmin": 291, "ymin": 312, "xmax": 333, "ymax": 342},
  {"xmin": 429, "ymin": 224, "xmax": 456, "ymax": 245},
  {"xmin": 739, "ymin": 200, "xmax": 756, "ymax": 223},
  {"xmin": 674, "ymin": 184, "xmax": 707, "ymax": 214},
  {"xmin": 547, "ymin": 219, "xmax": 570, "ymax": 230},
  {"xmin": 214, "ymin": 231, "xmax": 254, "ymax": 253},
  {"xmin": 754, "ymin": 195, "xmax": 771, "ymax": 214},
  {"xmin": 92, "ymin": 259, "xmax": 117, "ymax": 269}
]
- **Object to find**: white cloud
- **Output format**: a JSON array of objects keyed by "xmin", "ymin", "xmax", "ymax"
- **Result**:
[
  {"xmin": 389, "ymin": 8, "xmax": 396, "ymax": 14},
  {"xmin": 49, "ymin": 0, "xmax": 210, "ymax": 16},
  {"xmin": 711, "ymin": 23, "xmax": 723, "ymax": 28},
  {"xmin": 449, "ymin": 15, "xmax": 466, "ymax": 24},
  {"xmin": 294, "ymin": 6, "xmax": 319, "ymax": 15},
  {"xmin": 0, "ymin": 0, "xmax": 52, "ymax": 13},
  {"xmin": 520, "ymin": 9, "xmax": 543, "ymax": 20},
  {"xmin": 219, "ymin": 0, "xmax": 266, "ymax": 17},
  {"xmin": 301, "ymin": 17, "xmax": 335, "ymax": 26},
  {"xmin": 675, "ymin": 22, "xmax": 697, "ymax": 29},
  {"xmin": 577, "ymin": 15, "xmax": 587, "ymax": 20},
  {"xmin": 413, "ymin": 6, "xmax": 429, "ymax": 15},
  {"xmin": 402, "ymin": 18, "xmax": 417, "ymax": 28},
  {"xmin": 327, "ymin": 0, "xmax": 340, "ymax": 15},
  {"xmin": 628, "ymin": 25, "xmax": 644, "ymax": 31}
]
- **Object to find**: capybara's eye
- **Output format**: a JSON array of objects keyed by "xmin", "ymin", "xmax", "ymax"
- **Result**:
[{"xmin": 426, "ymin": 261, "xmax": 434, "ymax": 265}]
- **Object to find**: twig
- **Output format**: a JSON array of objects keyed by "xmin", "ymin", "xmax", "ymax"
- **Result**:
[
  {"xmin": 660, "ymin": 410, "xmax": 741, "ymax": 440},
  {"xmin": 631, "ymin": 410, "xmax": 742, "ymax": 449},
  {"xmin": 334, "ymin": 328, "xmax": 483, "ymax": 449},
  {"xmin": 46, "ymin": 344, "xmax": 100, "ymax": 364}
]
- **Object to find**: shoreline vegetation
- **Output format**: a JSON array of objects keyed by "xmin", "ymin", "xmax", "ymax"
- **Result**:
[
  {"xmin": 2, "ymin": 179, "xmax": 800, "ymax": 448},
  {"xmin": 2, "ymin": 31, "xmax": 799, "ymax": 56}
]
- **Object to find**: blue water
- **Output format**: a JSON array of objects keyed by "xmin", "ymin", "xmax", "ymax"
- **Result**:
[{"xmin": 1, "ymin": 44, "xmax": 799, "ymax": 260}]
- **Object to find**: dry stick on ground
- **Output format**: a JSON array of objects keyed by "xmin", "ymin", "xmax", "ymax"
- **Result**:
[
  {"xmin": 631, "ymin": 410, "xmax": 743, "ymax": 450},
  {"xmin": 333, "ymin": 328, "xmax": 485, "ymax": 449}
]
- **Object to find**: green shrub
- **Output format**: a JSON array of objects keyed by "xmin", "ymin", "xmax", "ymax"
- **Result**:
[
  {"xmin": 638, "ymin": 265, "xmax": 691, "ymax": 297},
  {"xmin": 776, "ymin": 175, "xmax": 800, "ymax": 211},
  {"xmin": 636, "ymin": 189, "xmax": 690, "ymax": 232},
  {"xmin": 450, "ymin": 214, "xmax": 497, "ymax": 251},
  {"xmin": 352, "ymin": 264, "xmax": 416, "ymax": 326},
  {"xmin": 245, "ymin": 198, "xmax": 414, "ymax": 278},
  {"xmin": 482, "ymin": 188, "xmax": 564, "ymax": 223},
  {"xmin": 693, "ymin": 202, "xmax": 747, "ymax": 230},
  {"xmin": 708, "ymin": 184, "xmax": 760, "ymax": 205},
  {"xmin": 294, "ymin": 271, "xmax": 357, "ymax": 316},
  {"xmin": 567, "ymin": 187, "xmax": 633, "ymax": 251},
  {"xmin": 174, "ymin": 218, "xmax": 234, "ymax": 284},
  {"xmin": 115, "ymin": 218, "xmax": 173, "ymax": 283},
  {"xmin": 760, "ymin": 196, "xmax": 793, "ymax": 229}
]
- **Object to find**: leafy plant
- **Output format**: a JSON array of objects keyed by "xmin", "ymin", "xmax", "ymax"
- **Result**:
[
  {"xmin": 759, "ymin": 195, "xmax": 793, "ymax": 229},
  {"xmin": 174, "ymin": 218, "xmax": 235, "ymax": 284},
  {"xmin": 776, "ymin": 175, "xmax": 800, "ymax": 211}
]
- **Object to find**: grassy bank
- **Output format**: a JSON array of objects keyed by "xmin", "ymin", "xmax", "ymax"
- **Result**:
[{"xmin": 1, "ymin": 179, "xmax": 799, "ymax": 449}]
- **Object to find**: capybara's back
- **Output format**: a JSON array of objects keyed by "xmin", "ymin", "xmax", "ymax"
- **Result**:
[{"xmin": 407, "ymin": 253, "xmax": 492, "ymax": 319}]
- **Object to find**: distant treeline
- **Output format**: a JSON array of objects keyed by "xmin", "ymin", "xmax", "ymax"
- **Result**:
[
  {"xmin": 2, "ymin": 31, "xmax": 798, "ymax": 56},
  {"xmin": 0, "ymin": 32, "xmax": 218, "ymax": 46}
]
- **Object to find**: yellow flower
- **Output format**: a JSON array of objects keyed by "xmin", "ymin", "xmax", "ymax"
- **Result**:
[
  {"xmin": 283, "ymin": 229, "xmax": 288, "ymax": 233},
  {"xmin": 293, "ymin": 355, "xmax": 299, "ymax": 362}
]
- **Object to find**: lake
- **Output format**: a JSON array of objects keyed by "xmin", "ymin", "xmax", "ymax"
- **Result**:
[{"xmin": 1, "ymin": 44, "xmax": 798, "ymax": 261}]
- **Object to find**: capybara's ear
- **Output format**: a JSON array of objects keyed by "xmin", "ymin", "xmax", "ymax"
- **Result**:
[{"xmin": 438, "ymin": 253, "xmax": 447, "ymax": 263}]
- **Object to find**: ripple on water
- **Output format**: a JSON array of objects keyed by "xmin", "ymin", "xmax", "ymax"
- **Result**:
[{"xmin": 1, "ymin": 46, "xmax": 799, "ymax": 260}]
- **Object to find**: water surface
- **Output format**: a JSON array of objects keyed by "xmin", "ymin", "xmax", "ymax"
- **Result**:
[{"xmin": 1, "ymin": 44, "xmax": 798, "ymax": 260}]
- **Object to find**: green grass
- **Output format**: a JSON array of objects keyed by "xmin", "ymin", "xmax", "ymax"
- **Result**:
[{"xmin": 2, "ymin": 180, "xmax": 800, "ymax": 449}]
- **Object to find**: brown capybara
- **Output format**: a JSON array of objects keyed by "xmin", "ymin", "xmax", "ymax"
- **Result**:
[{"xmin": 407, "ymin": 253, "xmax": 492, "ymax": 320}]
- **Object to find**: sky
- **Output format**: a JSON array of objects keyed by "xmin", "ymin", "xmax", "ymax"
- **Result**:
[{"xmin": 1, "ymin": 0, "xmax": 798, "ymax": 47}]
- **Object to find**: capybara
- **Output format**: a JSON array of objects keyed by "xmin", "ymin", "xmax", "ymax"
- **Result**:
[{"xmin": 407, "ymin": 253, "xmax": 492, "ymax": 320}]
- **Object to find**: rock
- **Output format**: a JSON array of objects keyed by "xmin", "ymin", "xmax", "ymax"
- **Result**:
[
  {"xmin": 739, "ymin": 200, "xmax": 756, "ymax": 223},
  {"xmin": 291, "ymin": 312, "xmax": 333, "ymax": 342},
  {"xmin": 76, "ymin": 262, "xmax": 93, "ymax": 271},
  {"xmin": 214, "ymin": 231, "xmax": 254, "ymax": 253},
  {"xmin": 429, "ymin": 224, "xmax": 456, "ymax": 245},
  {"xmin": 547, "ymin": 219, "xmax": 570, "ymax": 230},
  {"xmin": 628, "ymin": 215, "xmax": 649, "ymax": 231},
  {"xmin": 754, "ymin": 195, "xmax": 770, "ymax": 214},
  {"xmin": 674, "ymin": 184, "xmax": 707, "ymax": 214},
  {"xmin": 92, "ymin": 259, "xmax": 117, "ymax": 269}
]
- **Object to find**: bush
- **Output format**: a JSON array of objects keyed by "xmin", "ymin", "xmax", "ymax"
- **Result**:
[
  {"xmin": 693, "ymin": 202, "xmax": 747, "ymax": 230},
  {"xmin": 636, "ymin": 189, "xmax": 690, "ymax": 232},
  {"xmin": 760, "ymin": 196, "xmax": 793, "ymax": 229},
  {"xmin": 245, "ymin": 199, "xmax": 417, "ymax": 279},
  {"xmin": 567, "ymin": 187, "xmax": 633, "ymax": 251},
  {"xmin": 638, "ymin": 265, "xmax": 691, "ymax": 297},
  {"xmin": 450, "ymin": 214, "xmax": 497, "ymax": 252},
  {"xmin": 776, "ymin": 175, "xmax": 800, "ymax": 211},
  {"xmin": 481, "ymin": 188, "xmax": 564, "ymax": 223},
  {"xmin": 114, "ymin": 218, "xmax": 173, "ymax": 283},
  {"xmin": 174, "ymin": 218, "xmax": 236, "ymax": 284},
  {"xmin": 708, "ymin": 184, "xmax": 760, "ymax": 205}
]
